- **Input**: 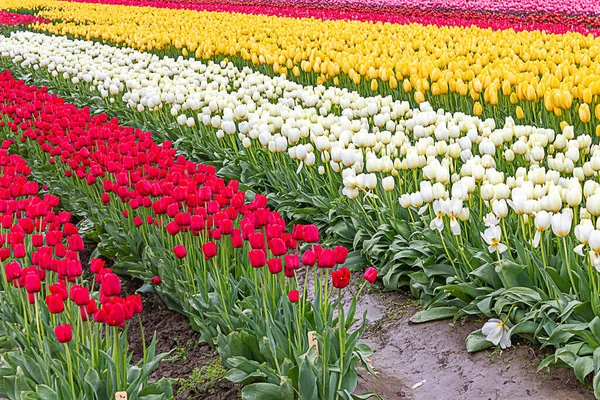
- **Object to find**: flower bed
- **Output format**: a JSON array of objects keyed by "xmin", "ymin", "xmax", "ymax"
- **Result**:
[
  {"xmin": 6, "ymin": 29, "xmax": 600, "ymax": 396},
  {"xmin": 0, "ymin": 69, "xmax": 377, "ymax": 399},
  {"xmin": 0, "ymin": 138, "xmax": 170, "ymax": 399}
]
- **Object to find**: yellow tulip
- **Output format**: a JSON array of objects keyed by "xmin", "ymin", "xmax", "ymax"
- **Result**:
[
  {"xmin": 371, "ymin": 79, "xmax": 378, "ymax": 92},
  {"xmin": 473, "ymin": 102, "xmax": 482, "ymax": 116},
  {"xmin": 516, "ymin": 106, "xmax": 525, "ymax": 120},
  {"xmin": 414, "ymin": 90, "xmax": 425, "ymax": 104},
  {"xmin": 579, "ymin": 103, "xmax": 591, "ymax": 123}
]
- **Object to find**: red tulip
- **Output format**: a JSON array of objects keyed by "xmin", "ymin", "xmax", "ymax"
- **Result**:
[
  {"xmin": 303, "ymin": 225, "xmax": 319, "ymax": 243},
  {"xmin": 267, "ymin": 258, "xmax": 282, "ymax": 274},
  {"xmin": 318, "ymin": 249, "xmax": 335, "ymax": 268},
  {"xmin": 363, "ymin": 267, "xmax": 378, "ymax": 284},
  {"xmin": 101, "ymin": 273, "xmax": 121, "ymax": 297},
  {"xmin": 231, "ymin": 233, "xmax": 243, "ymax": 248},
  {"xmin": 288, "ymin": 290, "xmax": 299, "ymax": 303},
  {"xmin": 54, "ymin": 324, "xmax": 72, "ymax": 343},
  {"xmin": 4, "ymin": 261, "xmax": 21, "ymax": 282},
  {"xmin": 46, "ymin": 293, "xmax": 65, "ymax": 314},
  {"xmin": 284, "ymin": 254, "xmax": 300, "ymax": 269},
  {"xmin": 90, "ymin": 258, "xmax": 105, "ymax": 273},
  {"xmin": 202, "ymin": 241, "xmax": 217, "ymax": 259},
  {"xmin": 151, "ymin": 275, "xmax": 161, "ymax": 285},
  {"xmin": 332, "ymin": 267, "xmax": 351, "ymax": 289},
  {"xmin": 104, "ymin": 302, "xmax": 126, "ymax": 327},
  {"xmin": 70, "ymin": 285, "xmax": 91, "ymax": 306},
  {"xmin": 49, "ymin": 282, "xmax": 68, "ymax": 301},
  {"xmin": 173, "ymin": 244, "xmax": 187, "ymax": 259},
  {"xmin": 302, "ymin": 250, "xmax": 316, "ymax": 266},
  {"xmin": 248, "ymin": 249, "xmax": 266, "ymax": 268},
  {"xmin": 25, "ymin": 272, "xmax": 41, "ymax": 293},
  {"xmin": 249, "ymin": 232, "xmax": 264, "ymax": 249},
  {"xmin": 334, "ymin": 246, "xmax": 349, "ymax": 264},
  {"xmin": 269, "ymin": 238, "xmax": 287, "ymax": 256}
]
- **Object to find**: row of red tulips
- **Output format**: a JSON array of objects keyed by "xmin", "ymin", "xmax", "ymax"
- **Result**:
[
  {"xmin": 0, "ymin": 10, "xmax": 47, "ymax": 26},
  {"xmin": 0, "ymin": 70, "xmax": 378, "ymax": 399},
  {"xmin": 0, "ymin": 129, "xmax": 171, "ymax": 398},
  {"xmin": 64, "ymin": 0, "xmax": 600, "ymax": 36}
]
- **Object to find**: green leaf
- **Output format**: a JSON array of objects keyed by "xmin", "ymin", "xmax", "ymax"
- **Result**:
[
  {"xmin": 574, "ymin": 356, "xmax": 594, "ymax": 382},
  {"xmin": 36, "ymin": 384, "xmax": 58, "ymax": 400},
  {"xmin": 466, "ymin": 330, "xmax": 494, "ymax": 353},
  {"xmin": 241, "ymin": 383, "xmax": 286, "ymax": 400},
  {"xmin": 298, "ymin": 352, "xmax": 318, "ymax": 400},
  {"xmin": 409, "ymin": 307, "xmax": 459, "ymax": 323},
  {"xmin": 495, "ymin": 261, "xmax": 534, "ymax": 289}
]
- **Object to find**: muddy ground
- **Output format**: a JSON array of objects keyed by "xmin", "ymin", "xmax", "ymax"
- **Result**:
[
  {"xmin": 82, "ymin": 241, "xmax": 593, "ymax": 400},
  {"xmin": 124, "ymin": 279, "xmax": 240, "ymax": 399},
  {"xmin": 354, "ymin": 286, "xmax": 594, "ymax": 400}
]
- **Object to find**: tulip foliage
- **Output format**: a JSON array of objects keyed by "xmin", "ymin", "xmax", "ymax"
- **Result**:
[
  {"xmin": 0, "ymin": 71, "xmax": 378, "ymax": 399},
  {"xmin": 0, "ymin": 141, "xmax": 171, "ymax": 398}
]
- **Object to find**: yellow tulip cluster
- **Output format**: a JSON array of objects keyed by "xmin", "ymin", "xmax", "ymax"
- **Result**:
[{"xmin": 5, "ymin": 0, "xmax": 600, "ymax": 128}]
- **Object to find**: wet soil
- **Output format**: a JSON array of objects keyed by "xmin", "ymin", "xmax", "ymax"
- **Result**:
[
  {"xmin": 123, "ymin": 278, "xmax": 240, "ymax": 399},
  {"xmin": 354, "ymin": 286, "xmax": 594, "ymax": 400},
  {"xmin": 81, "ymin": 242, "xmax": 239, "ymax": 399},
  {"xmin": 82, "ymin": 239, "xmax": 593, "ymax": 400}
]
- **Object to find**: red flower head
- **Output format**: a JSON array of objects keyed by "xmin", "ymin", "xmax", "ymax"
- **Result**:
[
  {"xmin": 173, "ymin": 244, "xmax": 187, "ymax": 259},
  {"xmin": 100, "ymin": 273, "xmax": 121, "ymax": 297},
  {"xmin": 363, "ymin": 267, "xmax": 378, "ymax": 284},
  {"xmin": 151, "ymin": 275, "xmax": 161, "ymax": 285},
  {"xmin": 332, "ymin": 267, "xmax": 351, "ymax": 289},
  {"xmin": 166, "ymin": 221, "xmax": 180, "ymax": 235},
  {"xmin": 231, "ymin": 233, "xmax": 243, "ymax": 248},
  {"xmin": 12, "ymin": 243, "xmax": 25, "ymax": 258},
  {"xmin": 248, "ymin": 249, "xmax": 266, "ymax": 268},
  {"xmin": 104, "ymin": 302, "xmax": 126, "ymax": 327},
  {"xmin": 318, "ymin": 249, "xmax": 335, "ymax": 268},
  {"xmin": 25, "ymin": 271, "xmax": 41, "ymax": 293},
  {"xmin": 284, "ymin": 254, "xmax": 300, "ymax": 270},
  {"xmin": 54, "ymin": 324, "xmax": 72, "ymax": 343},
  {"xmin": 202, "ymin": 241, "xmax": 217, "ymax": 260},
  {"xmin": 248, "ymin": 232, "xmax": 264, "ymax": 249},
  {"xmin": 267, "ymin": 258, "xmax": 282, "ymax": 274},
  {"xmin": 4, "ymin": 261, "xmax": 21, "ymax": 282},
  {"xmin": 302, "ymin": 250, "xmax": 316, "ymax": 266},
  {"xmin": 303, "ymin": 225, "xmax": 319, "ymax": 243},
  {"xmin": 90, "ymin": 258, "xmax": 105, "ymax": 273},
  {"xmin": 67, "ymin": 234, "xmax": 84, "ymax": 251},
  {"xmin": 288, "ymin": 290, "xmax": 299, "ymax": 303},
  {"xmin": 46, "ymin": 293, "xmax": 65, "ymax": 314},
  {"xmin": 334, "ymin": 246, "xmax": 349, "ymax": 264},
  {"xmin": 269, "ymin": 238, "xmax": 287, "ymax": 256},
  {"xmin": 70, "ymin": 285, "xmax": 90, "ymax": 306},
  {"xmin": 49, "ymin": 282, "xmax": 68, "ymax": 301}
]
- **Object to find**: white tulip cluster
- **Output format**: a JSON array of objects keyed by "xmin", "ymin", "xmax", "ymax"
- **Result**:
[{"xmin": 6, "ymin": 32, "xmax": 600, "ymax": 262}]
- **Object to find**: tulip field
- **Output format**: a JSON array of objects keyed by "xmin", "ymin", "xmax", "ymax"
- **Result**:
[{"xmin": 2, "ymin": 0, "xmax": 600, "ymax": 399}]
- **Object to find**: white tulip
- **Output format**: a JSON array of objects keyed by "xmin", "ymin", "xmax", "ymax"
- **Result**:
[{"xmin": 551, "ymin": 212, "xmax": 572, "ymax": 237}]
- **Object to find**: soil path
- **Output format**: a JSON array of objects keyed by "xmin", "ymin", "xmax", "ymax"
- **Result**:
[{"xmin": 354, "ymin": 287, "xmax": 594, "ymax": 400}]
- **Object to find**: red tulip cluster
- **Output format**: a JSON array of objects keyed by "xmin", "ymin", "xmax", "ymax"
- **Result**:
[
  {"xmin": 0, "ymin": 109, "xmax": 141, "ymax": 345},
  {"xmin": 0, "ymin": 10, "xmax": 49, "ymax": 26},
  {"xmin": 0, "ymin": 71, "xmax": 368, "ymax": 305},
  {"xmin": 64, "ymin": 0, "xmax": 600, "ymax": 36}
]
